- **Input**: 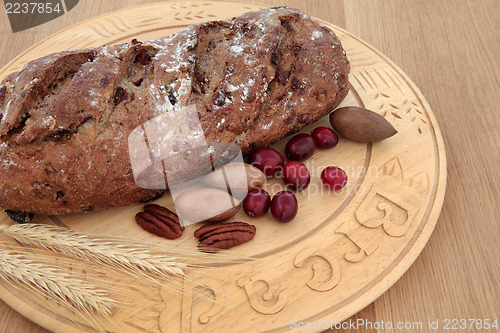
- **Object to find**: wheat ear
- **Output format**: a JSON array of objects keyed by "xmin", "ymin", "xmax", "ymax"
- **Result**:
[
  {"xmin": 0, "ymin": 247, "xmax": 116, "ymax": 316},
  {"xmin": 0, "ymin": 224, "xmax": 186, "ymax": 278}
]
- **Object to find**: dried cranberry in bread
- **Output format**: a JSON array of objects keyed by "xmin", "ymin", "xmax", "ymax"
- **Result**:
[{"xmin": 0, "ymin": 7, "xmax": 349, "ymax": 215}]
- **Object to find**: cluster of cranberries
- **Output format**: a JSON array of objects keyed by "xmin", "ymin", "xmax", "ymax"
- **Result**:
[{"xmin": 244, "ymin": 126, "xmax": 347, "ymax": 223}]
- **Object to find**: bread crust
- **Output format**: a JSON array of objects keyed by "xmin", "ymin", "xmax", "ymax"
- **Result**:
[{"xmin": 0, "ymin": 7, "xmax": 349, "ymax": 215}]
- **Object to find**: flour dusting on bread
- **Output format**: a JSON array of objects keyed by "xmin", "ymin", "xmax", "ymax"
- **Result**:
[{"xmin": 0, "ymin": 7, "xmax": 349, "ymax": 215}]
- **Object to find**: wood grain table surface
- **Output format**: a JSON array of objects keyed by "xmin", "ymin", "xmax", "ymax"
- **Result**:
[{"xmin": 0, "ymin": 0, "xmax": 499, "ymax": 332}]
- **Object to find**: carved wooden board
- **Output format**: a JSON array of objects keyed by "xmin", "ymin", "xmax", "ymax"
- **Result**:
[{"xmin": 0, "ymin": 1, "xmax": 447, "ymax": 332}]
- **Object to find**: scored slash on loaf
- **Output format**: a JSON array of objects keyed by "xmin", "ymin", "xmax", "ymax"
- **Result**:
[{"xmin": 0, "ymin": 7, "xmax": 350, "ymax": 216}]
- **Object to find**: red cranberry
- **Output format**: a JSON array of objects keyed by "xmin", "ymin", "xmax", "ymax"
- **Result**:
[
  {"xmin": 283, "ymin": 161, "xmax": 310, "ymax": 191},
  {"xmin": 243, "ymin": 189, "xmax": 271, "ymax": 218},
  {"xmin": 249, "ymin": 147, "xmax": 284, "ymax": 177},
  {"xmin": 321, "ymin": 166, "xmax": 348, "ymax": 191},
  {"xmin": 271, "ymin": 191, "xmax": 298, "ymax": 223},
  {"xmin": 285, "ymin": 133, "xmax": 316, "ymax": 161},
  {"xmin": 311, "ymin": 127, "xmax": 339, "ymax": 149}
]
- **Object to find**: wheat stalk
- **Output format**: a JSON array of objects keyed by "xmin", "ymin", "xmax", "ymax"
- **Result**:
[
  {"xmin": 0, "ymin": 224, "xmax": 186, "ymax": 278},
  {"xmin": 0, "ymin": 247, "xmax": 117, "ymax": 316},
  {"xmin": 0, "ymin": 223, "xmax": 256, "ymax": 329},
  {"xmin": 0, "ymin": 223, "xmax": 254, "ymax": 310}
]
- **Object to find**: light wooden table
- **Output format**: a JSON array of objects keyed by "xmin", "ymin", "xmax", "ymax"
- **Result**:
[{"xmin": 0, "ymin": 0, "xmax": 499, "ymax": 332}]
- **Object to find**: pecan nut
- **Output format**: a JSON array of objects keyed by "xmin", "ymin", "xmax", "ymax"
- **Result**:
[
  {"xmin": 194, "ymin": 222, "xmax": 256, "ymax": 251},
  {"xmin": 135, "ymin": 204, "xmax": 184, "ymax": 239}
]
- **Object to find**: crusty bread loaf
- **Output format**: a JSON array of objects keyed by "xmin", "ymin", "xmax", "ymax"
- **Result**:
[{"xmin": 0, "ymin": 7, "xmax": 349, "ymax": 216}]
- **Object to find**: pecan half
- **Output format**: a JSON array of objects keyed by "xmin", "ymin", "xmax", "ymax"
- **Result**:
[
  {"xmin": 135, "ymin": 204, "xmax": 184, "ymax": 239},
  {"xmin": 194, "ymin": 222, "xmax": 256, "ymax": 251}
]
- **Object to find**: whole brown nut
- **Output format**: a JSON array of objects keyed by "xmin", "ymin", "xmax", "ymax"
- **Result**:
[
  {"xmin": 203, "ymin": 162, "xmax": 265, "ymax": 195},
  {"xmin": 175, "ymin": 188, "xmax": 241, "ymax": 223},
  {"xmin": 329, "ymin": 106, "xmax": 397, "ymax": 142}
]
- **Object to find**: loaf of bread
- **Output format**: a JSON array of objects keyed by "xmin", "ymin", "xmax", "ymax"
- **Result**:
[{"xmin": 0, "ymin": 7, "xmax": 350, "ymax": 216}]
